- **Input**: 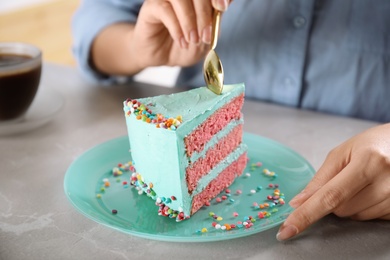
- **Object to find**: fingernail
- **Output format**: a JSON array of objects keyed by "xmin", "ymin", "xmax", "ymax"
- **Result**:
[
  {"xmin": 189, "ymin": 29, "xmax": 199, "ymax": 44},
  {"xmin": 180, "ymin": 36, "xmax": 188, "ymax": 49},
  {"xmin": 276, "ymin": 224, "xmax": 299, "ymax": 241},
  {"xmin": 202, "ymin": 25, "xmax": 212, "ymax": 44},
  {"xmin": 215, "ymin": 0, "xmax": 229, "ymax": 11}
]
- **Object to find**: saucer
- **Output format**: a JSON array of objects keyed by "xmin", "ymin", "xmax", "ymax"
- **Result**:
[{"xmin": 0, "ymin": 85, "xmax": 64, "ymax": 136}]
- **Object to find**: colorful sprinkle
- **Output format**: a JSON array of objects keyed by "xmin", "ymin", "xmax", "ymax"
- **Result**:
[
  {"xmin": 224, "ymin": 224, "xmax": 232, "ymax": 230},
  {"xmin": 110, "ymin": 156, "xmax": 287, "ymax": 229},
  {"xmin": 125, "ymin": 99, "xmax": 183, "ymax": 131}
]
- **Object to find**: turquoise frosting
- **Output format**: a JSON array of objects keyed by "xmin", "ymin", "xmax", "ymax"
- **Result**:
[
  {"xmin": 131, "ymin": 84, "xmax": 244, "ymax": 123},
  {"xmin": 123, "ymin": 84, "xmax": 246, "ymax": 219}
]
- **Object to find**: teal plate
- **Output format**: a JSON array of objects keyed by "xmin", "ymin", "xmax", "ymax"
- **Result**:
[{"xmin": 64, "ymin": 132, "xmax": 315, "ymax": 242}]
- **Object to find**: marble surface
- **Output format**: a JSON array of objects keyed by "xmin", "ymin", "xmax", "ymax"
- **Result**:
[{"xmin": 0, "ymin": 63, "xmax": 389, "ymax": 260}]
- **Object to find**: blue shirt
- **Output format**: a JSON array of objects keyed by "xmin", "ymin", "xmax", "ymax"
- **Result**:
[{"xmin": 72, "ymin": 0, "xmax": 390, "ymax": 122}]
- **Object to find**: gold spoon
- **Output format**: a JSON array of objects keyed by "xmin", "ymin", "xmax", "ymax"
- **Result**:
[{"xmin": 203, "ymin": 10, "xmax": 224, "ymax": 95}]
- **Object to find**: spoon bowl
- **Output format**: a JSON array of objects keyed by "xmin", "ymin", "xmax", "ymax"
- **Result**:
[
  {"xmin": 203, "ymin": 49, "xmax": 224, "ymax": 94},
  {"xmin": 203, "ymin": 10, "xmax": 224, "ymax": 95}
]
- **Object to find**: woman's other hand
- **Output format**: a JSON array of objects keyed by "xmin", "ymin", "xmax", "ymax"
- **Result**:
[{"xmin": 277, "ymin": 123, "xmax": 390, "ymax": 241}]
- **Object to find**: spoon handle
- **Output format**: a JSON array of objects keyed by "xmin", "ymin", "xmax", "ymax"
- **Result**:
[{"xmin": 210, "ymin": 10, "xmax": 221, "ymax": 50}]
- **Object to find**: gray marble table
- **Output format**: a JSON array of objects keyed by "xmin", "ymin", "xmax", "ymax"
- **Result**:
[{"xmin": 1, "ymin": 63, "xmax": 389, "ymax": 260}]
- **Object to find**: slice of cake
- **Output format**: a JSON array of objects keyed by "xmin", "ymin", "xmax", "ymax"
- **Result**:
[{"xmin": 123, "ymin": 83, "xmax": 248, "ymax": 221}]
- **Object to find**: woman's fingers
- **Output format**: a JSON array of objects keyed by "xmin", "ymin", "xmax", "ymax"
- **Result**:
[
  {"xmin": 155, "ymin": 2, "xmax": 187, "ymax": 48},
  {"xmin": 277, "ymin": 161, "xmax": 368, "ymax": 241},
  {"xmin": 350, "ymin": 197, "xmax": 390, "ymax": 221},
  {"xmin": 142, "ymin": 0, "xmax": 232, "ymax": 49},
  {"xmin": 333, "ymin": 183, "xmax": 387, "ymax": 218},
  {"xmin": 139, "ymin": 1, "xmax": 184, "ymax": 49},
  {"xmin": 289, "ymin": 145, "xmax": 350, "ymax": 208},
  {"xmin": 193, "ymin": 0, "xmax": 213, "ymax": 44},
  {"xmin": 380, "ymin": 213, "xmax": 390, "ymax": 220},
  {"xmin": 283, "ymin": 124, "xmax": 390, "ymax": 241},
  {"xmin": 212, "ymin": 0, "xmax": 230, "ymax": 11},
  {"xmin": 135, "ymin": 0, "xmax": 233, "ymax": 66},
  {"xmin": 169, "ymin": 0, "xmax": 232, "ymax": 46},
  {"xmin": 168, "ymin": 0, "xmax": 200, "ymax": 44}
]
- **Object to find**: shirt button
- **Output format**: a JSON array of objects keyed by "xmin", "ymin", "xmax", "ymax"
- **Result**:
[{"xmin": 293, "ymin": 16, "xmax": 306, "ymax": 28}]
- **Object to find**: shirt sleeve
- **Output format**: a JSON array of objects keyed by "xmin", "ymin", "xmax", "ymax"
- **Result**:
[{"xmin": 71, "ymin": 0, "xmax": 143, "ymax": 85}]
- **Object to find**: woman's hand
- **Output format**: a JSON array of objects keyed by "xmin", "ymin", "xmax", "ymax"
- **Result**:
[
  {"xmin": 91, "ymin": 0, "xmax": 231, "ymax": 76},
  {"xmin": 277, "ymin": 123, "xmax": 390, "ymax": 241},
  {"xmin": 134, "ymin": 0, "xmax": 229, "ymax": 67}
]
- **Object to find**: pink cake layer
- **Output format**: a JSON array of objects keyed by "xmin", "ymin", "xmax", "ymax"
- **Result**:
[
  {"xmin": 184, "ymin": 94, "xmax": 244, "ymax": 158},
  {"xmin": 186, "ymin": 124, "xmax": 243, "ymax": 194},
  {"xmin": 190, "ymin": 153, "xmax": 248, "ymax": 214}
]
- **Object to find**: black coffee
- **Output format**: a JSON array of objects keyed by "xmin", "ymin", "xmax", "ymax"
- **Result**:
[{"xmin": 0, "ymin": 54, "xmax": 41, "ymax": 120}]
